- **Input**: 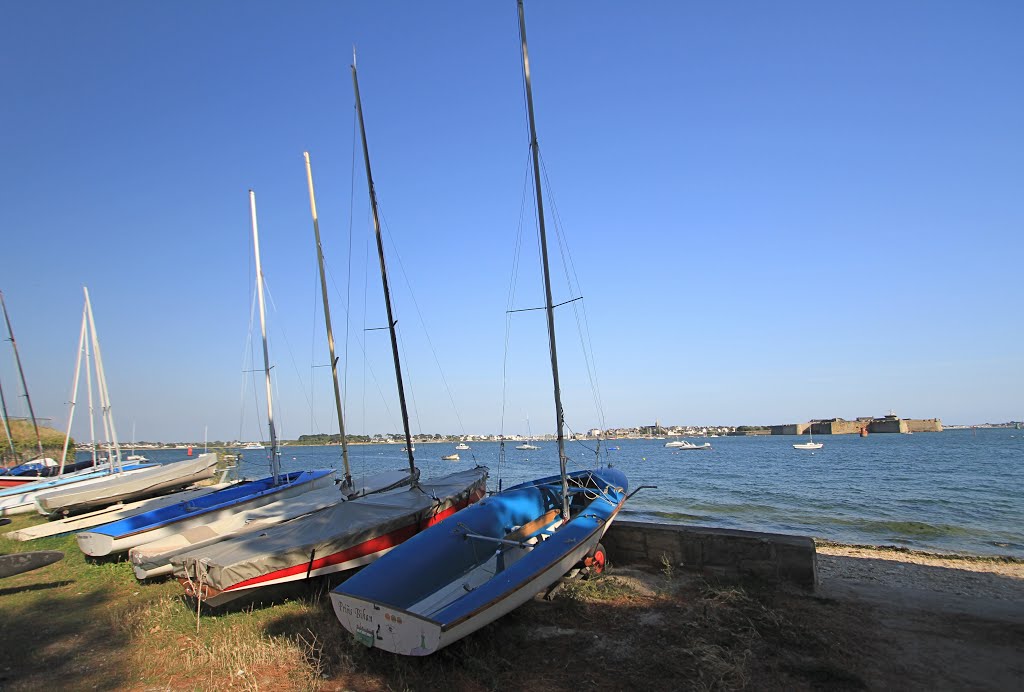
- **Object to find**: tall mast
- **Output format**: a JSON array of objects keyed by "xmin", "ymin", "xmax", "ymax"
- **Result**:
[
  {"xmin": 248, "ymin": 190, "xmax": 281, "ymax": 483},
  {"xmin": 84, "ymin": 306, "xmax": 97, "ymax": 465},
  {"xmin": 303, "ymin": 151, "xmax": 352, "ymax": 488},
  {"xmin": 0, "ymin": 376, "xmax": 15, "ymax": 460},
  {"xmin": 351, "ymin": 56, "xmax": 416, "ymax": 477},
  {"xmin": 58, "ymin": 300, "xmax": 90, "ymax": 475},
  {"xmin": 85, "ymin": 287, "xmax": 121, "ymax": 472},
  {"xmin": 0, "ymin": 290, "xmax": 45, "ymax": 459},
  {"xmin": 517, "ymin": 0, "xmax": 569, "ymax": 520}
]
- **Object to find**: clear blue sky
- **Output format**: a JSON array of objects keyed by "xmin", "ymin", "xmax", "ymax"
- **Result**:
[{"xmin": 1, "ymin": 1, "xmax": 1021, "ymax": 442}]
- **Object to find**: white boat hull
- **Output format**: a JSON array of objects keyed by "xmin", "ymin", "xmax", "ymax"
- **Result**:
[
  {"xmin": 331, "ymin": 518, "xmax": 609, "ymax": 655},
  {"xmin": 35, "ymin": 453, "xmax": 219, "ymax": 517},
  {"xmin": 5, "ymin": 481, "xmax": 238, "ymax": 541}
]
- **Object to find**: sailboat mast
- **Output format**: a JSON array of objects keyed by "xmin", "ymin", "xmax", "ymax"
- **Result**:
[
  {"xmin": 351, "ymin": 58, "xmax": 416, "ymax": 476},
  {"xmin": 58, "ymin": 301, "xmax": 89, "ymax": 475},
  {"xmin": 85, "ymin": 287, "xmax": 122, "ymax": 472},
  {"xmin": 248, "ymin": 190, "xmax": 281, "ymax": 483},
  {"xmin": 84, "ymin": 310, "xmax": 97, "ymax": 464},
  {"xmin": 0, "ymin": 290, "xmax": 45, "ymax": 459},
  {"xmin": 303, "ymin": 151, "xmax": 353, "ymax": 487},
  {"xmin": 517, "ymin": 0, "xmax": 569, "ymax": 520},
  {"xmin": 0, "ymin": 377, "xmax": 15, "ymax": 460}
]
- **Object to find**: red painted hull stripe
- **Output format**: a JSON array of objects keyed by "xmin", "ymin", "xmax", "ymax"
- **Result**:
[{"xmin": 224, "ymin": 487, "xmax": 484, "ymax": 592}]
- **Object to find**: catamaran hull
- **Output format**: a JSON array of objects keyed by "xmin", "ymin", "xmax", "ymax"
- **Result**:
[
  {"xmin": 174, "ymin": 467, "xmax": 488, "ymax": 607},
  {"xmin": 77, "ymin": 469, "xmax": 335, "ymax": 557}
]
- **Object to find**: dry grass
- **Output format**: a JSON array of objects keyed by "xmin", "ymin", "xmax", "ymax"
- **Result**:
[
  {"xmin": 0, "ymin": 512, "xmax": 872, "ymax": 691},
  {"xmin": 2, "ymin": 419, "xmax": 69, "ymax": 463}
]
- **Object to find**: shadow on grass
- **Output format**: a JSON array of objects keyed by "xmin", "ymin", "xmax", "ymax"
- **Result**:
[
  {"xmin": 0, "ymin": 588, "xmax": 132, "ymax": 690},
  {"xmin": 0, "ymin": 579, "xmax": 74, "ymax": 596},
  {"xmin": 257, "ymin": 573, "xmax": 870, "ymax": 692}
]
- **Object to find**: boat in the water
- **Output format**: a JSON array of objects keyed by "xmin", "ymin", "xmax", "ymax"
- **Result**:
[
  {"xmin": 455, "ymin": 443, "xmax": 470, "ymax": 451},
  {"xmin": 331, "ymin": 4, "xmax": 629, "ymax": 655},
  {"xmin": 515, "ymin": 417, "xmax": 539, "ymax": 450},
  {"xmin": 793, "ymin": 422, "xmax": 823, "ymax": 450},
  {"xmin": 441, "ymin": 453, "xmax": 459, "ymax": 461},
  {"xmin": 665, "ymin": 440, "xmax": 712, "ymax": 450}
]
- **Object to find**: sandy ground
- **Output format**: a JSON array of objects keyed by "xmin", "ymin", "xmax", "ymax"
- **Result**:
[{"xmin": 808, "ymin": 543, "xmax": 1024, "ymax": 690}]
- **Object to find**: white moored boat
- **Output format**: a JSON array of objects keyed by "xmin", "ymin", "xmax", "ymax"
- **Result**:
[{"xmin": 665, "ymin": 440, "xmax": 712, "ymax": 450}]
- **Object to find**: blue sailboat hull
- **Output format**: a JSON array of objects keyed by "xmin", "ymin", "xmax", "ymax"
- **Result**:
[
  {"xmin": 76, "ymin": 469, "xmax": 335, "ymax": 556},
  {"xmin": 331, "ymin": 466, "xmax": 627, "ymax": 655}
]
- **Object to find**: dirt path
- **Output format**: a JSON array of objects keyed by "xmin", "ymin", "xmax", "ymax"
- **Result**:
[{"xmin": 810, "ymin": 544, "xmax": 1024, "ymax": 690}]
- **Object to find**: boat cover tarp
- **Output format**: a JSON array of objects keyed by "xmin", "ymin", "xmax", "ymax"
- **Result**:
[
  {"xmin": 173, "ymin": 466, "xmax": 488, "ymax": 593},
  {"xmin": 85, "ymin": 470, "xmax": 332, "ymax": 539},
  {"xmin": 5, "ymin": 482, "xmax": 239, "ymax": 541}
]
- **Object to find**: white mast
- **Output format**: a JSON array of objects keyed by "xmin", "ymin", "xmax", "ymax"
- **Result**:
[
  {"xmin": 85, "ymin": 287, "xmax": 121, "ymax": 472},
  {"xmin": 303, "ymin": 151, "xmax": 353, "ymax": 488},
  {"xmin": 58, "ymin": 300, "xmax": 90, "ymax": 475},
  {"xmin": 248, "ymin": 190, "xmax": 281, "ymax": 483}
]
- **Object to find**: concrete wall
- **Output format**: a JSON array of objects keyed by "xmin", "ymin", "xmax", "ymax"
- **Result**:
[
  {"xmin": 869, "ymin": 418, "xmax": 906, "ymax": 434},
  {"xmin": 819, "ymin": 419, "xmax": 864, "ymax": 435},
  {"xmin": 906, "ymin": 418, "xmax": 943, "ymax": 432},
  {"xmin": 603, "ymin": 520, "xmax": 817, "ymax": 590}
]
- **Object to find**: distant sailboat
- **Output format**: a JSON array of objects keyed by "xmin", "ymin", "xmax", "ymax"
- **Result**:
[
  {"xmin": 515, "ymin": 418, "xmax": 540, "ymax": 450},
  {"xmin": 793, "ymin": 422, "xmax": 823, "ymax": 450}
]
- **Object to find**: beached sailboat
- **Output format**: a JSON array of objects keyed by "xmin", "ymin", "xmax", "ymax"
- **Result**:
[
  {"xmin": 793, "ymin": 422, "xmax": 824, "ymax": 450},
  {"xmin": 0, "ymin": 290, "xmax": 60, "ymax": 478},
  {"xmin": 330, "ymin": 3, "xmax": 629, "ymax": 655},
  {"xmin": 302, "ymin": 151, "xmax": 417, "ymax": 498},
  {"xmin": 0, "ymin": 290, "xmax": 166, "ymax": 515},
  {"xmin": 103, "ymin": 158, "xmax": 423, "ymax": 566},
  {"xmin": 31, "ymin": 290, "xmax": 223, "ymax": 517},
  {"xmin": 168, "ymin": 115, "xmax": 486, "ymax": 605},
  {"xmin": 74, "ymin": 193, "xmax": 340, "ymax": 556}
]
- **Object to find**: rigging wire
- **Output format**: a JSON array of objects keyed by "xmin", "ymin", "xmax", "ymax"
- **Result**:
[
  {"xmin": 263, "ymin": 279, "xmax": 319, "ymax": 436},
  {"xmin": 375, "ymin": 203, "xmax": 472, "ymax": 443},
  {"xmin": 538, "ymin": 151, "xmax": 608, "ymax": 433},
  {"xmin": 499, "ymin": 153, "xmax": 535, "ymax": 485}
]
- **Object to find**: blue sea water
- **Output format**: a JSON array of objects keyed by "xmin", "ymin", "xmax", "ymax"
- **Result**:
[{"xmin": 113, "ymin": 427, "xmax": 1024, "ymax": 558}]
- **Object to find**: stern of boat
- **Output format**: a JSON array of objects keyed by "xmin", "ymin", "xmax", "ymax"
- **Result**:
[{"xmin": 331, "ymin": 593, "xmax": 443, "ymax": 656}]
